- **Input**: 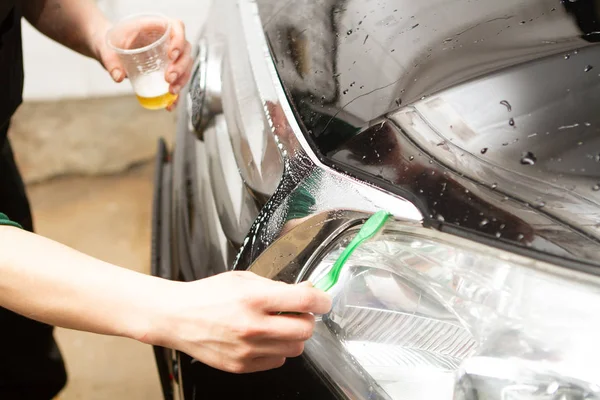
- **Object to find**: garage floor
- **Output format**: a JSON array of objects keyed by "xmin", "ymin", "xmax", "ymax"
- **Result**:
[{"xmin": 27, "ymin": 163, "xmax": 163, "ymax": 400}]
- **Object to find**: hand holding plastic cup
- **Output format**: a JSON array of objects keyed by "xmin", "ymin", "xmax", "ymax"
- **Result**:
[{"xmin": 107, "ymin": 14, "xmax": 177, "ymax": 110}]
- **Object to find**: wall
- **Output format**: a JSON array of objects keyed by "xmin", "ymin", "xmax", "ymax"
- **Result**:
[{"xmin": 22, "ymin": 0, "xmax": 211, "ymax": 100}]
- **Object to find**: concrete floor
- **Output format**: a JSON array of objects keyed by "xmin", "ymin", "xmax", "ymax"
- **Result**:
[{"xmin": 27, "ymin": 163, "xmax": 163, "ymax": 400}]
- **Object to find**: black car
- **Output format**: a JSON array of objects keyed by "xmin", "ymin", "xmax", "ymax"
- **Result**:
[{"xmin": 151, "ymin": 0, "xmax": 600, "ymax": 398}]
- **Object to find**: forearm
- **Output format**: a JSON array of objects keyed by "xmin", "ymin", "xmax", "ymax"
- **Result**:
[
  {"xmin": 0, "ymin": 226, "xmax": 170, "ymax": 341},
  {"xmin": 22, "ymin": 0, "xmax": 109, "ymax": 60}
]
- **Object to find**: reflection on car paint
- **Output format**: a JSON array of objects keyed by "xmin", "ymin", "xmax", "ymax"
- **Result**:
[{"xmin": 256, "ymin": 0, "xmax": 600, "ymax": 267}]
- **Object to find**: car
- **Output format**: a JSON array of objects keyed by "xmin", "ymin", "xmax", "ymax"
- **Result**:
[{"xmin": 151, "ymin": 0, "xmax": 600, "ymax": 399}]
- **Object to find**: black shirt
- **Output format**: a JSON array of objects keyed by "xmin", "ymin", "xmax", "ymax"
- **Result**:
[{"xmin": 0, "ymin": 0, "xmax": 24, "ymax": 139}]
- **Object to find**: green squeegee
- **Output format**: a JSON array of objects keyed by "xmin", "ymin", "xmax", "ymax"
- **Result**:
[{"xmin": 314, "ymin": 210, "xmax": 391, "ymax": 292}]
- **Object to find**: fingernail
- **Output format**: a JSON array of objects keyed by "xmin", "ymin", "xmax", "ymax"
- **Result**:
[
  {"xmin": 111, "ymin": 69, "xmax": 122, "ymax": 82},
  {"xmin": 170, "ymin": 49, "xmax": 180, "ymax": 60},
  {"xmin": 168, "ymin": 72, "xmax": 178, "ymax": 83}
]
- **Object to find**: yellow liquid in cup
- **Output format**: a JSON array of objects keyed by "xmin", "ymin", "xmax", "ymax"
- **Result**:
[
  {"xmin": 133, "ymin": 72, "xmax": 176, "ymax": 110},
  {"xmin": 136, "ymin": 92, "xmax": 178, "ymax": 110}
]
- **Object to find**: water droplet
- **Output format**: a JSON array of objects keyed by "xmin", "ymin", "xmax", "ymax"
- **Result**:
[
  {"xmin": 536, "ymin": 201, "xmax": 546, "ymax": 208},
  {"xmin": 520, "ymin": 151, "xmax": 537, "ymax": 165},
  {"xmin": 343, "ymin": 89, "xmax": 349, "ymax": 95},
  {"xmin": 409, "ymin": 155, "xmax": 414, "ymax": 161},
  {"xmin": 509, "ymin": 118, "xmax": 515, "ymax": 127},
  {"xmin": 495, "ymin": 232, "xmax": 502, "ymax": 238},
  {"xmin": 500, "ymin": 100, "xmax": 512, "ymax": 112},
  {"xmin": 595, "ymin": 153, "xmax": 600, "ymax": 162},
  {"xmin": 347, "ymin": 29, "xmax": 353, "ymax": 35},
  {"xmin": 585, "ymin": 65, "xmax": 594, "ymax": 72},
  {"xmin": 479, "ymin": 218, "xmax": 489, "ymax": 227},
  {"xmin": 491, "ymin": 183, "xmax": 498, "ymax": 189},
  {"xmin": 517, "ymin": 233, "xmax": 525, "ymax": 241},
  {"xmin": 481, "ymin": 147, "xmax": 488, "ymax": 154},
  {"xmin": 436, "ymin": 214, "xmax": 445, "ymax": 222},
  {"xmin": 593, "ymin": 184, "xmax": 600, "ymax": 191},
  {"xmin": 564, "ymin": 54, "xmax": 570, "ymax": 60}
]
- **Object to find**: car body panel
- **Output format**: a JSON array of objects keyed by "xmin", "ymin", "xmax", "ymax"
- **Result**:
[{"xmin": 256, "ymin": 0, "xmax": 600, "ymax": 268}]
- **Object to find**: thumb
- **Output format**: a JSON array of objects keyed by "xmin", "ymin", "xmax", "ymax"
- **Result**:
[
  {"xmin": 100, "ymin": 48, "xmax": 126, "ymax": 83},
  {"xmin": 298, "ymin": 281, "xmax": 314, "ymax": 288}
]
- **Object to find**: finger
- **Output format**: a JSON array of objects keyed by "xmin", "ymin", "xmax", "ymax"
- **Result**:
[
  {"xmin": 172, "ymin": 56, "xmax": 192, "ymax": 88},
  {"xmin": 100, "ymin": 48, "xmax": 126, "ymax": 83},
  {"xmin": 168, "ymin": 19, "xmax": 187, "ymax": 61},
  {"xmin": 243, "ymin": 357, "xmax": 286, "ymax": 374},
  {"xmin": 258, "ymin": 313, "xmax": 315, "ymax": 341},
  {"xmin": 261, "ymin": 285, "xmax": 333, "ymax": 314},
  {"xmin": 168, "ymin": 70, "xmax": 190, "ymax": 95},
  {"xmin": 167, "ymin": 43, "xmax": 193, "ymax": 94},
  {"xmin": 252, "ymin": 340, "xmax": 305, "ymax": 358},
  {"xmin": 170, "ymin": 69, "xmax": 191, "ymax": 95},
  {"xmin": 166, "ymin": 96, "xmax": 179, "ymax": 112}
]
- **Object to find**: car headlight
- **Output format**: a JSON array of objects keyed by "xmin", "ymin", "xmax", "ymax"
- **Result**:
[{"xmin": 303, "ymin": 223, "xmax": 600, "ymax": 400}]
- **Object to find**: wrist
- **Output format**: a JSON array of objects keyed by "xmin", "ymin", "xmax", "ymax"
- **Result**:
[{"xmin": 125, "ymin": 277, "xmax": 181, "ymax": 347}]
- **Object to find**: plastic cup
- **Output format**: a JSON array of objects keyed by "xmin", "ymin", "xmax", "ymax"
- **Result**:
[{"xmin": 107, "ymin": 13, "xmax": 177, "ymax": 110}]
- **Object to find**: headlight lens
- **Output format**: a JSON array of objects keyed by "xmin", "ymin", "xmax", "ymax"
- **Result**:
[{"xmin": 305, "ymin": 225, "xmax": 600, "ymax": 400}]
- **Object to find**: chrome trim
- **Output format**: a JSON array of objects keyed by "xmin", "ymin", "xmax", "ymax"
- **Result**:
[
  {"xmin": 221, "ymin": 26, "xmax": 283, "ymax": 197},
  {"xmin": 205, "ymin": 115, "xmax": 259, "ymax": 245},
  {"xmin": 190, "ymin": 39, "xmax": 224, "ymax": 135},
  {"xmin": 248, "ymin": 210, "xmax": 369, "ymax": 283},
  {"xmin": 195, "ymin": 137, "xmax": 232, "ymax": 274}
]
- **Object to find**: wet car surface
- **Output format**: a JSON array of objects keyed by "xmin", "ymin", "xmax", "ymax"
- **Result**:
[
  {"xmin": 260, "ymin": 0, "xmax": 600, "ymax": 269},
  {"xmin": 152, "ymin": 0, "xmax": 600, "ymax": 399}
]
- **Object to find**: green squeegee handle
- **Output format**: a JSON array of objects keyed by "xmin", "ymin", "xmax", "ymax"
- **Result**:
[{"xmin": 313, "ymin": 210, "xmax": 391, "ymax": 292}]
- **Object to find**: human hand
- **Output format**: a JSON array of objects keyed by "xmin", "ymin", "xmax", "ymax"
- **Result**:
[
  {"xmin": 144, "ymin": 272, "xmax": 332, "ymax": 373},
  {"xmin": 92, "ymin": 18, "xmax": 193, "ymax": 111}
]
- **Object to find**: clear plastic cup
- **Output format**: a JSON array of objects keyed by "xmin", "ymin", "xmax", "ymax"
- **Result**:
[{"xmin": 107, "ymin": 13, "xmax": 177, "ymax": 110}]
